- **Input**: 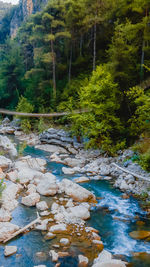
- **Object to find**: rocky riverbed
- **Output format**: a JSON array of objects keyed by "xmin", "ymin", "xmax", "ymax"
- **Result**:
[{"xmin": 0, "ymin": 118, "xmax": 150, "ymax": 266}]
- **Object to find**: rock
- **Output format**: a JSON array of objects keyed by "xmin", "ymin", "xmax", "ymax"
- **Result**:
[
  {"xmin": 68, "ymin": 204, "xmax": 90, "ymax": 220},
  {"xmin": 51, "ymin": 202, "xmax": 59, "ymax": 214},
  {"xmin": 4, "ymin": 246, "xmax": 17, "ymax": 256},
  {"xmin": 49, "ymin": 250, "xmax": 59, "ymax": 262},
  {"xmin": 15, "ymin": 156, "xmax": 46, "ymax": 172},
  {"xmin": 35, "ymin": 219, "xmax": 49, "ymax": 231},
  {"xmin": 78, "ymin": 255, "xmax": 89, "ymax": 267},
  {"xmin": 36, "ymin": 201, "xmax": 48, "ymax": 211},
  {"xmin": 129, "ymin": 230, "xmax": 150, "ymax": 240},
  {"xmin": 35, "ymin": 252, "xmax": 47, "ymax": 260},
  {"xmin": 74, "ymin": 177, "xmax": 90, "ymax": 183},
  {"xmin": 62, "ymin": 167, "xmax": 75, "ymax": 175},
  {"xmin": 0, "ymin": 208, "xmax": 11, "ymax": 222},
  {"xmin": 92, "ymin": 232, "xmax": 101, "ymax": 240},
  {"xmin": 93, "ymin": 250, "xmax": 112, "ymax": 264},
  {"xmin": 6, "ymin": 170, "xmax": 18, "ymax": 183},
  {"xmin": 40, "ymin": 211, "xmax": 51, "ymax": 217},
  {"xmin": 58, "ymin": 252, "xmax": 69, "ymax": 257},
  {"xmin": 0, "ymin": 168, "xmax": 5, "ymax": 179},
  {"xmin": 49, "ymin": 224, "xmax": 67, "ymax": 233},
  {"xmin": 99, "ymin": 164, "xmax": 110, "ymax": 176},
  {"xmin": 64, "ymin": 158, "xmax": 84, "ymax": 168},
  {"xmin": 0, "ymin": 156, "xmax": 12, "ymax": 170},
  {"xmin": 92, "ymin": 260, "xmax": 126, "ymax": 267},
  {"xmin": 36, "ymin": 173, "xmax": 58, "ymax": 196},
  {"xmin": 26, "ymin": 184, "xmax": 37, "ymax": 195},
  {"xmin": 21, "ymin": 193, "xmax": 40, "ymax": 206},
  {"xmin": 60, "ymin": 238, "xmax": 70, "ymax": 245},
  {"xmin": 34, "ymin": 265, "xmax": 47, "ymax": 267},
  {"xmin": 125, "ymin": 174, "xmax": 135, "ymax": 184},
  {"xmin": 119, "ymin": 180, "xmax": 129, "ymax": 191},
  {"xmin": 2, "ymin": 117, "xmax": 10, "ymax": 125},
  {"xmin": 0, "ymin": 222, "xmax": 19, "ymax": 242},
  {"xmin": 65, "ymin": 199, "xmax": 74, "ymax": 208},
  {"xmin": 2, "ymin": 183, "xmax": 20, "ymax": 211},
  {"xmin": 59, "ymin": 179, "xmax": 96, "ymax": 202},
  {"xmin": 35, "ymin": 144, "xmax": 68, "ymax": 154},
  {"xmin": 0, "ymin": 135, "xmax": 17, "ymax": 157},
  {"xmin": 17, "ymin": 168, "xmax": 43, "ymax": 184},
  {"xmin": 45, "ymin": 232, "xmax": 56, "ymax": 240}
]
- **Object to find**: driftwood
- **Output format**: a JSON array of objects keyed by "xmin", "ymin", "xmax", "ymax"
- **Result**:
[
  {"xmin": 3, "ymin": 212, "xmax": 40, "ymax": 243},
  {"xmin": 112, "ymin": 163, "xmax": 150, "ymax": 182},
  {"xmin": 0, "ymin": 108, "xmax": 89, "ymax": 118}
]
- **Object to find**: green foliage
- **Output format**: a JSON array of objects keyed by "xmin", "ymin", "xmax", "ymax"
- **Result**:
[
  {"xmin": 140, "ymin": 149, "xmax": 150, "ymax": 171},
  {"xmin": 127, "ymin": 86, "xmax": 150, "ymax": 136},
  {"xmin": 0, "ymin": 0, "xmax": 150, "ymax": 155},
  {"xmin": 18, "ymin": 141, "xmax": 27, "ymax": 156},
  {"xmin": 16, "ymin": 96, "xmax": 34, "ymax": 133},
  {"xmin": 0, "ymin": 178, "xmax": 6, "ymax": 198},
  {"xmin": 70, "ymin": 65, "xmax": 125, "ymax": 154}
]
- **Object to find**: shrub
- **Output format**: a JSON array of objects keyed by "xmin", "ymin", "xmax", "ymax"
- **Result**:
[
  {"xmin": 16, "ymin": 96, "xmax": 34, "ymax": 133},
  {"xmin": 70, "ymin": 65, "xmax": 125, "ymax": 155},
  {"xmin": 0, "ymin": 178, "xmax": 6, "ymax": 199},
  {"xmin": 140, "ymin": 149, "xmax": 150, "ymax": 171}
]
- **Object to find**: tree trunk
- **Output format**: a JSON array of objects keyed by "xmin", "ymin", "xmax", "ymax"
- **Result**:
[
  {"xmin": 69, "ymin": 42, "xmax": 72, "ymax": 83},
  {"xmin": 140, "ymin": 40, "xmax": 145, "ymax": 82},
  {"xmin": 50, "ymin": 33, "xmax": 56, "ymax": 99},
  {"xmin": 93, "ymin": 23, "xmax": 97, "ymax": 71},
  {"xmin": 80, "ymin": 35, "xmax": 83, "ymax": 56}
]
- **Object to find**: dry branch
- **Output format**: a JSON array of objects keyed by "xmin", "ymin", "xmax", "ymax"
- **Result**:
[
  {"xmin": 3, "ymin": 212, "xmax": 40, "ymax": 243},
  {"xmin": 112, "ymin": 163, "xmax": 150, "ymax": 182}
]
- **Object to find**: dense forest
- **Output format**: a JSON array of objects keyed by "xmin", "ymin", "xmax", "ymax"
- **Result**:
[
  {"xmin": 0, "ymin": 1, "xmax": 12, "ymax": 23},
  {"xmin": 0, "ymin": 0, "xmax": 150, "ymax": 156}
]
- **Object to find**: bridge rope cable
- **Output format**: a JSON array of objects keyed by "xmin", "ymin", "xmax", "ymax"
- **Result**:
[{"xmin": 0, "ymin": 108, "xmax": 89, "ymax": 118}]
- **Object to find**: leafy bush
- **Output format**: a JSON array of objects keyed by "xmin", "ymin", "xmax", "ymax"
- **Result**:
[
  {"xmin": 140, "ymin": 149, "xmax": 150, "ymax": 171},
  {"xmin": 16, "ymin": 96, "xmax": 34, "ymax": 133},
  {"xmin": 70, "ymin": 65, "xmax": 125, "ymax": 155},
  {"xmin": 0, "ymin": 178, "xmax": 6, "ymax": 199}
]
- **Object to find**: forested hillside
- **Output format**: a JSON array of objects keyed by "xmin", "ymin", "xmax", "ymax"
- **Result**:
[
  {"xmin": 0, "ymin": 0, "xmax": 150, "ymax": 155},
  {"xmin": 0, "ymin": 1, "xmax": 12, "ymax": 24}
]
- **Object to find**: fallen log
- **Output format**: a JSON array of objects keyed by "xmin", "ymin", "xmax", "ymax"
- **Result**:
[
  {"xmin": 3, "ymin": 212, "xmax": 40, "ymax": 243},
  {"xmin": 112, "ymin": 163, "xmax": 150, "ymax": 182},
  {"xmin": 0, "ymin": 108, "xmax": 89, "ymax": 118}
]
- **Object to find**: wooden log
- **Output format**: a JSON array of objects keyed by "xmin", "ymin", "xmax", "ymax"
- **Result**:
[
  {"xmin": 0, "ymin": 108, "xmax": 89, "ymax": 118},
  {"xmin": 3, "ymin": 212, "xmax": 40, "ymax": 243},
  {"xmin": 112, "ymin": 163, "xmax": 150, "ymax": 182}
]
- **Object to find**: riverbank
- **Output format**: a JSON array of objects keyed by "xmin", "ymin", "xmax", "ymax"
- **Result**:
[{"xmin": 0, "ymin": 118, "xmax": 150, "ymax": 266}]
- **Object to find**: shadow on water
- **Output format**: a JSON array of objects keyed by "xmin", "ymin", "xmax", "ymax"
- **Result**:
[{"xmin": 0, "ymin": 143, "xmax": 149, "ymax": 266}]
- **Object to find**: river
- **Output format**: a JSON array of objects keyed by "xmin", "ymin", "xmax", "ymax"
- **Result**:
[{"xmin": 0, "ymin": 143, "xmax": 150, "ymax": 266}]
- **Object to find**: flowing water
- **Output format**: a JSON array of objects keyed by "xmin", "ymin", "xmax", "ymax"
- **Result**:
[{"xmin": 0, "ymin": 143, "xmax": 150, "ymax": 266}]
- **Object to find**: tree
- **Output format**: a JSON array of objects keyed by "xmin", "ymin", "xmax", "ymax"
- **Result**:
[{"xmin": 70, "ymin": 65, "xmax": 125, "ymax": 154}]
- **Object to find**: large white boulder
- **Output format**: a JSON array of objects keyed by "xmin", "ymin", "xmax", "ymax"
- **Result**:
[
  {"xmin": 0, "ymin": 222, "xmax": 19, "ymax": 242},
  {"xmin": 15, "ymin": 156, "xmax": 46, "ymax": 172},
  {"xmin": 2, "ymin": 182, "xmax": 21, "ymax": 211},
  {"xmin": 0, "ymin": 208, "xmax": 12, "ymax": 222},
  {"xmin": 0, "ymin": 156, "xmax": 12, "ymax": 170},
  {"xmin": 92, "ymin": 250, "xmax": 126, "ymax": 267},
  {"xmin": 21, "ymin": 193, "xmax": 40, "ymax": 206},
  {"xmin": 62, "ymin": 167, "xmax": 75, "ymax": 175},
  {"xmin": 36, "ymin": 173, "xmax": 58, "ymax": 196},
  {"xmin": 63, "ymin": 158, "xmax": 84, "ymax": 168},
  {"xmin": 0, "ymin": 135, "xmax": 17, "ymax": 157},
  {"xmin": 36, "ymin": 201, "xmax": 48, "ymax": 211},
  {"xmin": 59, "ymin": 179, "xmax": 96, "ymax": 202},
  {"xmin": 4, "ymin": 246, "xmax": 17, "ymax": 256},
  {"xmin": 49, "ymin": 224, "xmax": 67, "ymax": 233},
  {"xmin": 17, "ymin": 168, "xmax": 43, "ymax": 184},
  {"xmin": 78, "ymin": 255, "xmax": 89, "ymax": 266},
  {"xmin": 68, "ymin": 204, "xmax": 90, "ymax": 220}
]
